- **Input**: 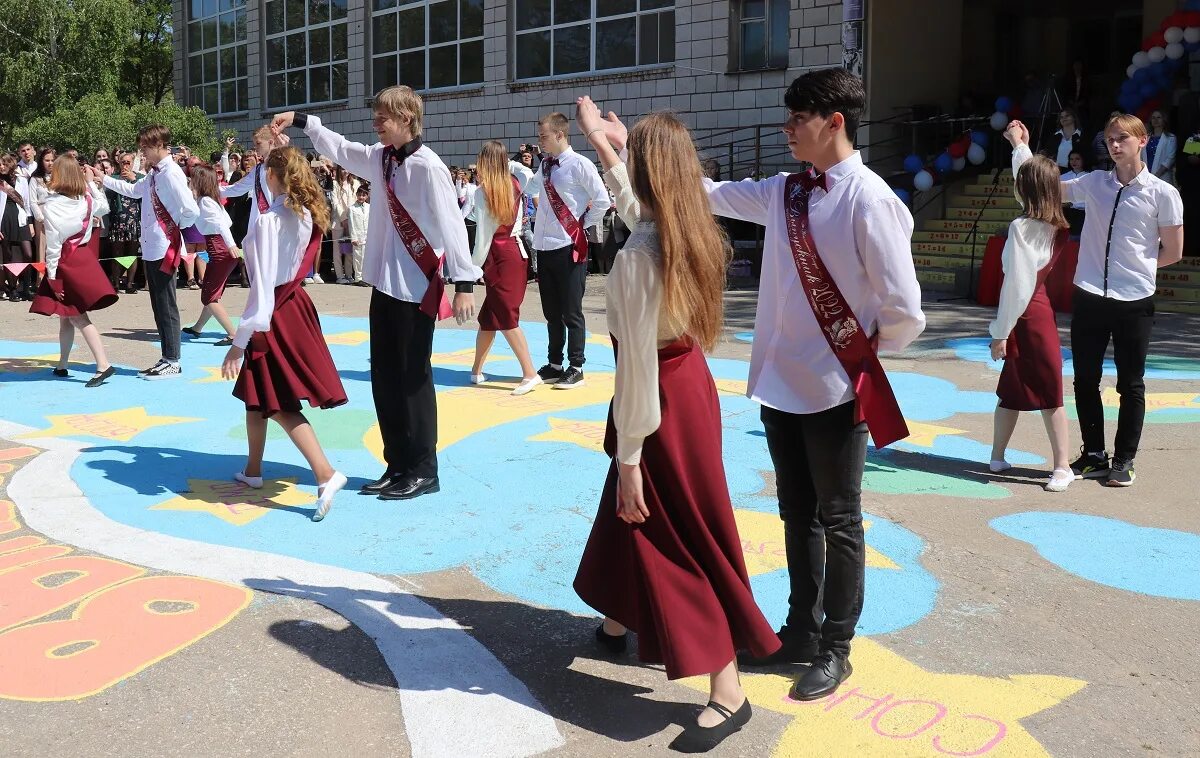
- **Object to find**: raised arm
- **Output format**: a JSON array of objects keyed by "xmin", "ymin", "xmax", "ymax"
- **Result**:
[
  {"xmin": 220, "ymin": 165, "xmax": 257, "ymax": 199},
  {"xmin": 101, "ymin": 173, "xmax": 144, "ymax": 200},
  {"xmin": 509, "ymin": 159, "xmax": 535, "ymax": 192},
  {"xmin": 273, "ymin": 111, "xmax": 377, "ymax": 179},
  {"xmin": 1007, "ymin": 120, "xmax": 1085, "ymax": 205}
]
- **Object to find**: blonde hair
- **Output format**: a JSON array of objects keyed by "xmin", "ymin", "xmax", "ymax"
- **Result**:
[
  {"xmin": 1106, "ymin": 113, "xmax": 1148, "ymax": 140},
  {"xmin": 1015, "ymin": 154, "xmax": 1068, "ymax": 230},
  {"xmin": 539, "ymin": 112, "xmax": 569, "ymax": 137},
  {"xmin": 476, "ymin": 140, "xmax": 518, "ymax": 228},
  {"xmin": 253, "ymin": 125, "xmax": 274, "ymax": 144},
  {"xmin": 48, "ymin": 155, "xmax": 88, "ymax": 199},
  {"xmin": 374, "ymin": 85, "xmax": 423, "ymax": 136},
  {"xmin": 627, "ymin": 112, "xmax": 730, "ymax": 351},
  {"xmin": 265, "ymin": 147, "xmax": 330, "ymax": 232}
]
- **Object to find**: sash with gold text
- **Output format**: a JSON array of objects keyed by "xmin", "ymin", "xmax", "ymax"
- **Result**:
[{"xmin": 382, "ymin": 146, "xmax": 453, "ymax": 320}]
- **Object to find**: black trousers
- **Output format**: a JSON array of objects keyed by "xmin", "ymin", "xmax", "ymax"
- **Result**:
[
  {"xmin": 145, "ymin": 261, "xmax": 181, "ymax": 362},
  {"xmin": 370, "ymin": 290, "xmax": 437, "ymax": 478},
  {"xmin": 536, "ymin": 245, "xmax": 587, "ymax": 368},
  {"xmin": 761, "ymin": 401, "xmax": 868, "ymax": 656},
  {"xmin": 1071, "ymin": 287, "xmax": 1155, "ymax": 460}
]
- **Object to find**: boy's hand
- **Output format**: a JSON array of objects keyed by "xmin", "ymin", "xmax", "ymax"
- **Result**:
[
  {"xmin": 271, "ymin": 112, "xmax": 296, "ymax": 136},
  {"xmin": 1004, "ymin": 120, "xmax": 1030, "ymax": 148}
]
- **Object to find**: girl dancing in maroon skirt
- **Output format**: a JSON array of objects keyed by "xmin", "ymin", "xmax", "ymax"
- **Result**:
[
  {"xmin": 468, "ymin": 140, "xmax": 540, "ymax": 395},
  {"xmin": 30, "ymin": 157, "xmax": 118, "ymax": 387},
  {"xmin": 988, "ymin": 148, "xmax": 1073, "ymax": 492},
  {"xmin": 182, "ymin": 165, "xmax": 239, "ymax": 345},
  {"xmin": 220, "ymin": 146, "xmax": 348, "ymax": 522},
  {"xmin": 572, "ymin": 100, "xmax": 780, "ymax": 753}
]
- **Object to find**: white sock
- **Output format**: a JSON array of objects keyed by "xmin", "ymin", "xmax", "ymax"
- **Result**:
[
  {"xmin": 1046, "ymin": 468, "xmax": 1073, "ymax": 492},
  {"xmin": 235, "ymin": 471, "xmax": 263, "ymax": 489}
]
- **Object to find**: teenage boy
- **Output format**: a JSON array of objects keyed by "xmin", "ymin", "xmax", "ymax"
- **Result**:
[
  {"xmin": 271, "ymin": 85, "xmax": 480, "ymax": 501},
  {"xmin": 525, "ymin": 111, "xmax": 610, "ymax": 389},
  {"xmin": 1006, "ymin": 116, "xmax": 1184, "ymax": 487},
  {"xmin": 698, "ymin": 68, "xmax": 925, "ymax": 699},
  {"xmin": 102, "ymin": 124, "xmax": 199, "ymax": 379},
  {"xmin": 220, "ymin": 126, "xmax": 287, "ymax": 231}
]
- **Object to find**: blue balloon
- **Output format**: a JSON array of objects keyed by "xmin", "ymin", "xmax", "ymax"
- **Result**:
[
  {"xmin": 934, "ymin": 152, "xmax": 954, "ymax": 173},
  {"xmin": 1140, "ymin": 82, "xmax": 1160, "ymax": 99},
  {"xmin": 1119, "ymin": 94, "xmax": 1141, "ymax": 112},
  {"xmin": 970, "ymin": 130, "xmax": 989, "ymax": 147},
  {"xmin": 995, "ymin": 96, "xmax": 1012, "ymax": 113},
  {"xmin": 1185, "ymin": 0, "xmax": 1200, "ymax": 10},
  {"xmin": 903, "ymin": 154, "xmax": 924, "ymax": 174},
  {"xmin": 893, "ymin": 188, "xmax": 911, "ymax": 204}
]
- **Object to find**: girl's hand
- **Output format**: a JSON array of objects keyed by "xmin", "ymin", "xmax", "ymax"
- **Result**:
[
  {"xmin": 616, "ymin": 462, "xmax": 650, "ymax": 524},
  {"xmin": 990, "ymin": 338, "xmax": 1007, "ymax": 361},
  {"xmin": 221, "ymin": 345, "xmax": 245, "ymax": 380},
  {"xmin": 1004, "ymin": 120, "xmax": 1029, "ymax": 147},
  {"xmin": 575, "ymin": 96, "xmax": 604, "ymax": 136}
]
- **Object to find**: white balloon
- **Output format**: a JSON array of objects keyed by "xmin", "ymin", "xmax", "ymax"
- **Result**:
[
  {"xmin": 967, "ymin": 143, "xmax": 987, "ymax": 165},
  {"xmin": 989, "ymin": 111, "xmax": 1008, "ymax": 130},
  {"xmin": 913, "ymin": 170, "xmax": 934, "ymax": 192},
  {"xmin": 953, "ymin": 156, "xmax": 966, "ymax": 172},
  {"xmin": 1166, "ymin": 42, "xmax": 1186, "ymax": 60},
  {"xmin": 1185, "ymin": 27, "xmax": 1200, "ymax": 44},
  {"xmin": 1164, "ymin": 26, "xmax": 1184, "ymax": 44},
  {"xmin": 1127, "ymin": 63, "xmax": 1139, "ymax": 78},
  {"xmin": 1148, "ymin": 46, "xmax": 1166, "ymax": 63},
  {"xmin": 1133, "ymin": 51, "xmax": 1150, "ymax": 67}
]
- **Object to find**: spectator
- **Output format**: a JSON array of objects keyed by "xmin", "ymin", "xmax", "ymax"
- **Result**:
[
  {"xmin": 1142, "ymin": 110, "xmax": 1177, "ymax": 185},
  {"xmin": 1061, "ymin": 151, "xmax": 1088, "ymax": 237},
  {"xmin": 106, "ymin": 153, "xmax": 143, "ymax": 294},
  {"xmin": 1047, "ymin": 109, "xmax": 1084, "ymax": 171},
  {"xmin": 329, "ymin": 166, "xmax": 358, "ymax": 283},
  {"xmin": 1090, "ymin": 110, "xmax": 1121, "ymax": 172},
  {"xmin": 0, "ymin": 154, "xmax": 35, "ymax": 301}
]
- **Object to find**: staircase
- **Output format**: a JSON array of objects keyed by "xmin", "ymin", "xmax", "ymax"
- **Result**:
[{"xmin": 911, "ymin": 171, "xmax": 1200, "ymax": 314}]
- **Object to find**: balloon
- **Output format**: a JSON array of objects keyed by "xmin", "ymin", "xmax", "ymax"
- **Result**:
[
  {"xmin": 903, "ymin": 154, "xmax": 924, "ymax": 173},
  {"xmin": 989, "ymin": 111, "xmax": 1008, "ymax": 130},
  {"xmin": 967, "ymin": 143, "xmax": 986, "ymax": 165},
  {"xmin": 934, "ymin": 152, "xmax": 953, "ymax": 173},
  {"xmin": 1147, "ymin": 32, "xmax": 1167, "ymax": 48},
  {"xmin": 1165, "ymin": 26, "xmax": 1184, "ymax": 43},
  {"xmin": 952, "ymin": 156, "xmax": 966, "ymax": 172},
  {"xmin": 1148, "ymin": 46, "xmax": 1166, "ymax": 62},
  {"xmin": 1140, "ymin": 82, "xmax": 1160, "ymax": 99},
  {"xmin": 1126, "ymin": 63, "xmax": 1138, "ymax": 78},
  {"xmin": 1008, "ymin": 103, "xmax": 1023, "ymax": 119},
  {"xmin": 994, "ymin": 96, "xmax": 1012, "ymax": 113},
  {"xmin": 1132, "ymin": 51, "xmax": 1150, "ymax": 67},
  {"xmin": 913, "ymin": 170, "xmax": 934, "ymax": 192},
  {"xmin": 893, "ymin": 188, "xmax": 911, "ymax": 204},
  {"xmin": 1167, "ymin": 42, "xmax": 1186, "ymax": 59},
  {"xmin": 948, "ymin": 141, "xmax": 967, "ymax": 159},
  {"xmin": 1185, "ymin": 27, "xmax": 1200, "ymax": 44},
  {"xmin": 970, "ymin": 130, "xmax": 989, "ymax": 147}
]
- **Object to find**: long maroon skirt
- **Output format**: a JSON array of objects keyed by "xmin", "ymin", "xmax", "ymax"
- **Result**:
[
  {"xmin": 997, "ymin": 286, "xmax": 1064, "ymax": 411},
  {"xmin": 574, "ymin": 338, "xmax": 781, "ymax": 679},
  {"xmin": 200, "ymin": 247, "xmax": 239, "ymax": 305},
  {"xmin": 233, "ymin": 287, "xmax": 347, "ymax": 417},
  {"xmin": 477, "ymin": 235, "xmax": 527, "ymax": 331},
  {"xmin": 30, "ymin": 235, "xmax": 118, "ymax": 318}
]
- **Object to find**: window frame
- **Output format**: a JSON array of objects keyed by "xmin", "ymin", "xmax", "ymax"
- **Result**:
[
  {"xmin": 510, "ymin": 0, "xmax": 675, "ymax": 84},
  {"xmin": 728, "ymin": 0, "xmax": 789, "ymax": 73},
  {"xmin": 262, "ymin": 0, "xmax": 351, "ymax": 110},
  {"xmin": 185, "ymin": 0, "xmax": 250, "ymax": 116},
  {"xmin": 368, "ymin": 0, "xmax": 487, "ymax": 94}
]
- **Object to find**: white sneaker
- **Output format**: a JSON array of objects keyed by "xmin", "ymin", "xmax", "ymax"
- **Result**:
[
  {"xmin": 1045, "ymin": 468, "xmax": 1073, "ymax": 493},
  {"xmin": 313, "ymin": 471, "xmax": 347, "ymax": 522},
  {"xmin": 234, "ymin": 471, "xmax": 264, "ymax": 489},
  {"xmin": 143, "ymin": 362, "xmax": 182, "ymax": 380},
  {"xmin": 989, "ymin": 460, "xmax": 1012, "ymax": 473},
  {"xmin": 512, "ymin": 376, "xmax": 542, "ymax": 396},
  {"xmin": 304, "ymin": 276, "xmax": 316, "ymax": 284},
  {"xmin": 138, "ymin": 359, "xmax": 168, "ymax": 376},
  {"xmin": 470, "ymin": 373, "xmax": 487, "ymax": 384},
  {"xmin": 337, "ymin": 277, "xmax": 350, "ymax": 284}
]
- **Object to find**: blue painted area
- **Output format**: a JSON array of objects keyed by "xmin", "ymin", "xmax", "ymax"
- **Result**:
[
  {"xmin": 733, "ymin": 332, "xmax": 754, "ymax": 343},
  {"xmin": 991, "ymin": 512, "xmax": 1200, "ymax": 601},
  {"xmin": 948, "ymin": 337, "xmax": 1200, "ymax": 381}
]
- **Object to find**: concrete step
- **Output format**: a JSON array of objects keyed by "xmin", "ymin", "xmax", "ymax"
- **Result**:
[
  {"xmin": 915, "ymin": 267, "xmax": 967, "ymax": 292},
  {"xmin": 923, "ymin": 219, "xmax": 1010, "ymax": 234},
  {"xmin": 960, "ymin": 182, "xmax": 1016, "ymax": 195},
  {"xmin": 1157, "ymin": 299, "xmax": 1200, "ymax": 314},
  {"xmin": 947, "ymin": 195, "xmax": 1023, "ymax": 211},
  {"xmin": 913, "ymin": 242, "xmax": 988, "ymax": 257},
  {"xmin": 945, "ymin": 207, "xmax": 1020, "ymax": 221},
  {"xmin": 912, "ymin": 253, "xmax": 977, "ymax": 269},
  {"xmin": 1155, "ymin": 283, "xmax": 1200, "ymax": 301},
  {"xmin": 913, "ymin": 230, "xmax": 980, "ymax": 243},
  {"xmin": 1157, "ymin": 269, "xmax": 1200, "ymax": 286}
]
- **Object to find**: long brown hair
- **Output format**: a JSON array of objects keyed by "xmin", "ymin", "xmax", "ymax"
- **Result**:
[
  {"xmin": 265, "ymin": 146, "xmax": 330, "ymax": 232},
  {"xmin": 48, "ymin": 155, "xmax": 88, "ymax": 199},
  {"xmin": 476, "ymin": 140, "xmax": 517, "ymax": 227},
  {"xmin": 627, "ymin": 112, "xmax": 730, "ymax": 351},
  {"xmin": 188, "ymin": 164, "xmax": 221, "ymax": 205},
  {"xmin": 1015, "ymin": 153, "xmax": 1068, "ymax": 229}
]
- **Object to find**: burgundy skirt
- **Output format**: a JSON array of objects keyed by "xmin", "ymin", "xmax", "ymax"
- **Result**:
[
  {"xmin": 29, "ymin": 237, "xmax": 118, "ymax": 318},
  {"xmin": 997, "ymin": 287, "xmax": 1063, "ymax": 411},
  {"xmin": 477, "ymin": 235, "xmax": 527, "ymax": 332},
  {"xmin": 574, "ymin": 338, "xmax": 781, "ymax": 679},
  {"xmin": 200, "ymin": 249, "xmax": 239, "ymax": 305},
  {"xmin": 233, "ymin": 287, "xmax": 347, "ymax": 417}
]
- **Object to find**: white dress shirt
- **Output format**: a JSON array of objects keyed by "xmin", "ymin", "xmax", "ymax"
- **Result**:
[
  {"xmin": 302, "ymin": 115, "xmax": 481, "ymax": 303},
  {"xmin": 704, "ymin": 151, "xmax": 926, "ymax": 415},
  {"xmin": 234, "ymin": 197, "xmax": 312, "ymax": 349},
  {"xmin": 471, "ymin": 161, "xmax": 535, "ymax": 266},
  {"xmin": 42, "ymin": 185, "xmax": 110, "ymax": 278},
  {"xmin": 192, "ymin": 196, "xmax": 237, "ymax": 250},
  {"xmin": 1056, "ymin": 128, "xmax": 1083, "ymax": 167},
  {"xmin": 1061, "ymin": 170, "xmax": 1088, "ymax": 209},
  {"xmin": 1015, "ymin": 144, "xmax": 1185, "ymax": 300},
  {"xmin": 102, "ymin": 156, "xmax": 199, "ymax": 263},
  {"xmin": 525, "ymin": 147, "xmax": 611, "ymax": 251},
  {"xmin": 349, "ymin": 201, "xmax": 370, "ymax": 244},
  {"xmin": 460, "ymin": 182, "xmax": 478, "ymax": 221},
  {"xmin": 219, "ymin": 164, "xmax": 274, "ymax": 233}
]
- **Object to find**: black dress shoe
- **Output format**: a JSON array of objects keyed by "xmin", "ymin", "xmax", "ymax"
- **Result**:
[
  {"xmin": 737, "ymin": 629, "xmax": 819, "ymax": 667},
  {"xmin": 594, "ymin": 624, "xmax": 627, "ymax": 654},
  {"xmin": 668, "ymin": 699, "xmax": 752, "ymax": 753},
  {"xmin": 378, "ymin": 475, "xmax": 440, "ymax": 500},
  {"xmin": 359, "ymin": 472, "xmax": 404, "ymax": 495},
  {"xmin": 789, "ymin": 651, "xmax": 852, "ymax": 701}
]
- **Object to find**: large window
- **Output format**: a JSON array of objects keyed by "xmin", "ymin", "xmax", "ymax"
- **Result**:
[
  {"xmin": 187, "ymin": 0, "xmax": 248, "ymax": 114},
  {"xmin": 371, "ymin": 0, "xmax": 484, "ymax": 91},
  {"xmin": 263, "ymin": 0, "xmax": 350, "ymax": 108},
  {"xmin": 731, "ymin": 0, "xmax": 788, "ymax": 71},
  {"xmin": 514, "ymin": 0, "xmax": 674, "ymax": 81}
]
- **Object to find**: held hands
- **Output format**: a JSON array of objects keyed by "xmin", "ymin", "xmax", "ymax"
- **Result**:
[
  {"xmin": 1004, "ymin": 120, "xmax": 1030, "ymax": 148},
  {"xmin": 616, "ymin": 462, "xmax": 650, "ymax": 524},
  {"xmin": 575, "ymin": 96, "xmax": 628, "ymax": 152},
  {"xmin": 221, "ymin": 345, "xmax": 245, "ymax": 380},
  {"xmin": 990, "ymin": 338, "xmax": 1007, "ymax": 361},
  {"xmin": 452, "ymin": 291, "xmax": 475, "ymax": 325},
  {"xmin": 270, "ymin": 112, "xmax": 296, "ymax": 138}
]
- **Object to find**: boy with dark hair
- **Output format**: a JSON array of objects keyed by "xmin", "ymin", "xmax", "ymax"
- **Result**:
[{"xmin": 102, "ymin": 123, "xmax": 199, "ymax": 378}]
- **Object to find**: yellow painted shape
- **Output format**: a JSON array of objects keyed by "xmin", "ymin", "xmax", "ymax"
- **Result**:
[
  {"xmin": 1102, "ymin": 387, "xmax": 1200, "ymax": 410},
  {"xmin": 683, "ymin": 638, "xmax": 1085, "ymax": 758},
  {"xmin": 365, "ymin": 373, "xmax": 617, "ymax": 463},
  {"xmin": 529, "ymin": 417, "xmax": 607, "ymax": 453},
  {"xmin": 714, "ymin": 378, "xmax": 749, "ymax": 396},
  {"xmin": 19, "ymin": 407, "xmax": 202, "ymax": 443},
  {"xmin": 735, "ymin": 510, "xmax": 899, "ymax": 575},
  {"xmin": 430, "ymin": 348, "xmax": 486, "ymax": 366},
  {"xmin": 325, "ymin": 330, "xmax": 370, "ymax": 346},
  {"xmin": 191, "ymin": 366, "xmax": 232, "ymax": 384},
  {"xmin": 586, "ymin": 334, "xmax": 612, "ymax": 347},
  {"xmin": 0, "ymin": 355, "xmax": 85, "ymax": 375},
  {"xmin": 149, "ymin": 478, "xmax": 315, "ymax": 526},
  {"xmin": 902, "ymin": 420, "xmax": 966, "ymax": 448}
]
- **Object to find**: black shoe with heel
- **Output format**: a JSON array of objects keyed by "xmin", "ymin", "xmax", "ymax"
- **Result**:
[
  {"xmin": 594, "ymin": 624, "xmax": 627, "ymax": 654},
  {"xmin": 668, "ymin": 699, "xmax": 752, "ymax": 753}
]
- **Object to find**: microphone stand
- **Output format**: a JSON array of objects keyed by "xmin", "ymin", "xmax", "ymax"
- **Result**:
[{"xmin": 939, "ymin": 158, "xmax": 1004, "ymax": 303}]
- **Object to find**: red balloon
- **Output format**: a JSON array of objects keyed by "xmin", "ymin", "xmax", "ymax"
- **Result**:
[
  {"xmin": 948, "ymin": 141, "xmax": 967, "ymax": 159},
  {"xmin": 1008, "ymin": 103, "xmax": 1023, "ymax": 119},
  {"xmin": 1150, "ymin": 31, "xmax": 1167, "ymax": 48}
]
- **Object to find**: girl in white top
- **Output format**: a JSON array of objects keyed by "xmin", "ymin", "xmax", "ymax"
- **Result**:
[{"xmin": 183, "ymin": 165, "xmax": 240, "ymax": 344}]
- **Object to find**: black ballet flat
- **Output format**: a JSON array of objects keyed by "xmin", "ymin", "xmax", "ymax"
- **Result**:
[
  {"xmin": 181, "ymin": 327, "xmax": 202, "ymax": 338},
  {"xmin": 668, "ymin": 699, "xmax": 752, "ymax": 754},
  {"xmin": 85, "ymin": 366, "xmax": 116, "ymax": 388},
  {"xmin": 52, "ymin": 368, "xmax": 69, "ymax": 378},
  {"xmin": 594, "ymin": 624, "xmax": 628, "ymax": 654}
]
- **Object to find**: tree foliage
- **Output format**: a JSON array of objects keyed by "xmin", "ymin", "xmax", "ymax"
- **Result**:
[{"xmin": 119, "ymin": 0, "xmax": 174, "ymax": 106}]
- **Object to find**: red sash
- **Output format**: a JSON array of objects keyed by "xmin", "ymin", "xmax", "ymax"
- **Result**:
[
  {"xmin": 149, "ymin": 170, "xmax": 184, "ymax": 275},
  {"xmin": 382, "ymin": 145, "xmax": 452, "ymax": 320},
  {"xmin": 254, "ymin": 166, "xmax": 270, "ymax": 214},
  {"xmin": 782, "ymin": 172, "xmax": 909, "ymax": 449},
  {"xmin": 541, "ymin": 160, "xmax": 588, "ymax": 263},
  {"xmin": 247, "ymin": 224, "xmax": 323, "ymax": 360}
]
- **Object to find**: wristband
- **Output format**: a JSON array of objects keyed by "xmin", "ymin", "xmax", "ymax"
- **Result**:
[
  {"xmin": 585, "ymin": 128, "xmax": 604, "ymax": 140},
  {"xmin": 293, "ymin": 113, "xmax": 309, "ymax": 129}
]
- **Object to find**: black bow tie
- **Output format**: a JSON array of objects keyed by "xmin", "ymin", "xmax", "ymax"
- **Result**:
[{"xmin": 800, "ymin": 170, "xmax": 827, "ymax": 192}]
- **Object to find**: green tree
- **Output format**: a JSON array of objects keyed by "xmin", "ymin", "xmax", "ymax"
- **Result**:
[{"xmin": 119, "ymin": 0, "xmax": 174, "ymax": 105}]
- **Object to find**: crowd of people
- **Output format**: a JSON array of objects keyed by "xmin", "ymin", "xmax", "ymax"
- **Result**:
[{"xmin": 0, "ymin": 64, "xmax": 1187, "ymax": 752}]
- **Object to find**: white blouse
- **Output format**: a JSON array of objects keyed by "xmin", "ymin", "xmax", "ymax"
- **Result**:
[
  {"xmin": 42, "ymin": 185, "xmax": 110, "ymax": 278},
  {"xmin": 988, "ymin": 217, "xmax": 1057, "ymax": 339},
  {"xmin": 233, "ymin": 198, "xmax": 312, "ymax": 350},
  {"xmin": 471, "ymin": 161, "xmax": 536, "ymax": 266},
  {"xmin": 192, "ymin": 196, "xmax": 237, "ymax": 251}
]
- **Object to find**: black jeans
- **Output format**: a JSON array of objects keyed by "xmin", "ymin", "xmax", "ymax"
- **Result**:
[
  {"xmin": 370, "ymin": 290, "xmax": 437, "ymax": 478},
  {"xmin": 1071, "ymin": 287, "xmax": 1155, "ymax": 460},
  {"xmin": 145, "ymin": 261, "xmax": 181, "ymax": 362},
  {"xmin": 536, "ymin": 245, "xmax": 587, "ymax": 368},
  {"xmin": 761, "ymin": 401, "xmax": 868, "ymax": 657}
]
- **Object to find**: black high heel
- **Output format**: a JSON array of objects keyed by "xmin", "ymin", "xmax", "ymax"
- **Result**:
[
  {"xmin": 668, "ymin": 699, "xmax": 752, "ymax": 753},
  {"xmin": 594, "ymin": 624, "xmax": 627, "ymax": 654}
]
